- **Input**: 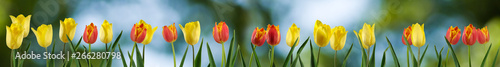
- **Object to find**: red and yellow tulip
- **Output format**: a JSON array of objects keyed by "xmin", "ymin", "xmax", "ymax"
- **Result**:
[
  {"xmin": 163, "ymin": 23, "xmax": 178, "ymax": 43},
  {"xmin": 266, "ymin": 24, "xmax": 281, "ymax": 46},
  {"xmin": 251, "ymin": 27, "xmax": 267, "ymax": 46},
  {"xmin": 462, "ymin": 24, "xmax": 477, "ymax": 45},
  {"xmin": 476, "ymin": 26, "xmax": 489, "ymax": 44},
  {"xmin": 131, "ymin": 20, "xmax": 148, "ymax": 43},
  {"xmin": 401, "ymin": 26, "xmax": 412, "ymax": 45},
  {"xmin": 446, "ymin": 26, "xmax": 461, "ymax": 45},
  {"xmin": 83, "ymin": 23, "xmax": 98, "ymax": 44},
  {"xmin": 213, "ymin": 21, "xmax": 229, "ymax": 44}
]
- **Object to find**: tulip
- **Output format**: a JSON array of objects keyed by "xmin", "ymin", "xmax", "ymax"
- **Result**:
[
  {"xmin": 330, "ymin": 26, "xmax": 347, "ymax": 51},
  {"xmin": 411, "ymin": 23, "xmax": 425, "ymax": 47},
  {"xmin": 163, "ymin": 23, "xmax": 178, "ymax": 43},
  {"xmin": 83, "ymin": 23, "xmax": 98, "ymax": 44},
  {"xmin": 314, "ymin": 20, "xmax": 332, "ymax": 47},
  {"xmin": 59, "ymin": 18, "xmax": 78, "ymax": 43},
  {"xmin": 131, "ymin": 20, "xmax": 148, "ymax": 43},
  {"xmin": 286, "ymin": 23, "xmax": 300, "ymax": 47},
  {"xmin": 476, "ymin": 26, "xmax": 489, "ymax": 44},
  {"xmin": 141, "ymin": 21, "xmax": 158, "ymax": 45},
  {"xmin": 446, "ymin": 26, "xmax": 461, "ymax": 45},
  {"xmin": 6, "ymin": 23, "xmax": 24, "ymax": 49},
  {"xmin": 401, "ymin": 26, "xmax": 412, "ymax": 45},
  {"xmin": 163, "ymin": 23, "xmax": 178, "ymax": 67},
  {"xmin": 251, "ymin": 27, "xmax": 267, "ymax": 46},
  {"xmin": 179, "ymin": 21, "xmax": 201, "ymax": 45},
  {"xmin": 10, "ymin": 14, "xmax": 31, "ymax": 37},
  {"xmin": 99, "ymin": 20, "xmax": 113, "ymax": 44},
  {"xmin": 213, "ymin": 21, "xmax": 229, "ymax": 44},
  {"xmin": 354, "ymin": 23, "xmax": 375, "ymax": 49},
  {"xmin": 266, "ymin": 24, "xmax": 281, "ymax": 46},
  {"xmin": 462, "ymin": 24, "xmax": 477, "ymax": 45},
  {"xmin": 31, "ymin": 24, "xmax": 53, "ymax": 48}
]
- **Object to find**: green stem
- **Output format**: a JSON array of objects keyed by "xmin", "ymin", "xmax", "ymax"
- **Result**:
[
  {"xmin": 334, "ymin": 51, "xmax": 337, "ymax": 66},
  {"xmin": 105, "ymin": 43, "xmax": 108, "ymax": 52},
  {"xmin": 192, "ymin": 45, "xmax": 195, "ymax": 66},
  {"xmin": 407, "ymin": 49, "xmax": 410, "ymax": 67},
  {"xmin": 46, "ymin": 48, "xmax": 48, "ymax": 67},
  {"xmin": 171, "ymin": 43, "xmax": 177, "ymax": 67},
  {"xmin": 221, "ymin": 43, "xmax": 226, "ymax": 67},
  {"xmin": 418, "ymin": 47, "xmax": 420, "ymax": 67},
  {"xmin": 248, "ymin": 48, "xmax": 254, "ymax": 67},
  {"xmin": 143, "ymin": 44, "xmax": 145, "ymax": 62},
  {"xmin": 445, "ymin": 49, "xmax": 450, "ymax": 67},
  {"xmin": 131, "ymin": 43, "xmax": 137, "ymax": 67},
  {"xmin": 316, "ymin": 47, "xmax": 322, "ymax": 67},
  {"xmin": 11, "ymin": 49, "xmax": 14, "ymax": 67},
  {"xmin": 88, "ymin": 44, "xmax": 91, "ymax": 66},
  {"xmin": 468, "ymin": 46, "xmax": 471, "ymax": 67},
  {"xmin": 270, "ymin": 46, "xmax": 276, "ymax": 67},
  {"xmin": 367, "ymin": 48, "xmax": 370, "ymax": 66}
]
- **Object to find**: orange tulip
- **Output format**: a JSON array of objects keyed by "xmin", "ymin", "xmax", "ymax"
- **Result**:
[
  {"xmin": 163, "ymin": 23, "xmax": 177, "ymax": 43},
  {"xmin": 212, "ymin": 21, "xmax": 229, "ymax": 44},
  {"xmin": 251, "ymin": 27, "xmax": 267, "ymax": 46},
  {"xmin": 83, "ymin": 23, "xmax": 98, "ymax": 44},
  {"xmin": 131, "ymin": 20, "xmax": 148, "ymax": 43},
  {"xmin": 266, "ymin": 24, "xmax": 280, "ymax": 46},
  {"xmin": 401, "ymin": 26, "xmax": 412, "ymax": 45},
  {"xmin": 446, "ymin": 26, "xmax": 461, "ymax": 45},
  {"xmin": 462, "ymin": 24, "xmax": 477, "ymax": 45},
  {"xmin": 476, "ymin": 26, "xmax": 489, "ymax": 44}
]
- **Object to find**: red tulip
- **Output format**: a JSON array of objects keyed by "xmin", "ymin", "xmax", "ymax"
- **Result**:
[
  {"xmin": 83, "ymin": 23, "xmax": 98, "ymax": 44},
  {"xmin": 446, "ymin": 26, "xmax": 461, "ymax": 45},
  {"xmin": 462, "ymin": 24, "xmax": 477, "ymax": 45},
  {"xmin": 213, "ymin": 21, "xmax": 229, "ymax": 44},
  {"xmin": 476, "ymin": 26, "xmax": 489, "ymax": 44},
  {"xmin": 251, "ymin": 27, "xmax": 267, "ymax": 46},
  {"xmin": 401, "ymin": 26, "xmax": 412, "ymax": 45},
  {"xmin": 131, "ymin": 20, "xmax": 148, "ymax": 43},
  {"xmin": 163, "ymin": 23, "xmax": 178, "ymax": 43},
  {"xmin": 266, "ymin": 24, "xmax": 281, "ymax": 46}
]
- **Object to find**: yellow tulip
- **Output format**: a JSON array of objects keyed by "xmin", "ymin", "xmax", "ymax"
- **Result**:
[
  {"xmin": 141, "ymin": 20, "xmax": 158, "ymax": 45},
  {"xmin": 330, "ymin": 26, "xmax": 348, "ymax": 50},
  {"xmin": 59, "ymin": 18, "xmax": 78, "ymax": 43},
  {"xmin": 286, "ymin": 23, "xmax": 300, "ymax": 47},
  {"xmin": 10, "ymin": 14, "xmax": 31, "ymax": 37},
  {"xmin": 314, "ymin": 20, "xmax": 332, "ymax": 47},
  {"xmin": 32, "ymin": 24, "xmax": 53, "ymax": 48},
  {"xmin": 354, "ymin": 23, "xmax": 375, "ymax": 49},
  {"xmin": 411, "ymin": 23, "xmax": 425, "ymax": 47},
  {"xmin": 179, "ymin": 21, "xmax": 201, "ymax": 45},
  {"xmin": 99, "ymin": 20, "xmax": 113, "ymax": 43},
  {"xmin": 6, "ymin": 23, "xmax": 24, "ymax": 49}
]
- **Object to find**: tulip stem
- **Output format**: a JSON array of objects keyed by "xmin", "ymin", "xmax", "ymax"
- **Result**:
[
  {"xmin": 105, "ymin": 43, "xmax": 108, "ymax": 52},
  {"xmin": 407, "ymin": 49, "xmax": 410, "ymax": 67},
  {"xmin": 221, "ymin": 43, "xmax": 226, "ymax": 67},
  {"xmin": 192, "ymin": 45, "xmax": 195, "ymax": 66},
  {"xmin": 171, "ymin": 42, "xmax": 177, "ymax": 67},
  {"xmin": 248, "ymin": 47, "xmax": 254, "ymax": 67},
  {"xmin": 445, "ymin": 49, "xmax": 450, "ymax": 67},
  {"xmin": 367, "ymin": 48, "xmax": 370, "ymax": 66},
  {"xmin": 468, "ymin": 46, "xmax": 471, "ymax": 67},
  {"xmin": 334, "ymin": 51, "xmax": 337, "ymax": 66},
  {"xmin": 270, "ymin": 46, "xmax": 275, "ymax": 67},
  {"xmin": 418, "ymin": 47, "xmax": 421, "ymax": 67},
  {"xmin": 11, "ymin": 49, "xmax": 14, "ymax": 67},
  {"xmin": 143, "ymin": 44, "xmax": 145, "ymax": 62},
  {"xmin": 46, "ymin": 48, "xmax": 48, "ymax": 67},
  {"xmin": 88, "ymin": 44, "xmax": 92, "ymax": 66},
  {"xmin": 131, "ymin": 43, "xmax": 136, "ymax": 67},
  {"xmin": 316, "ymin": 47, "xmax": 322, "ymax": 67}
]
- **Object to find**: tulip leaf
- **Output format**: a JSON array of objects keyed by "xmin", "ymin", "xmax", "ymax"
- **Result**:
[
  {"xmin": 402, "ymin": 36, "xmax": 418, "ymax": 67},
  {"xmin": 118, "ymin": 45, "xmax": 128, "ymax": 67},
  {"xmin": 239, "ymin": 50, "xmax": 246, "ymax": 67},
  {"xmin": 309, "ymin": 41, "xmax": 316, "ymax": 67},
  {"xmin": 180, "ymin": 45, "xmax": 190, "ymax": 67},
  {"xmin": 18, "ymin": 41, "xmax": 31, "ymax": 67},
  {"xmin": 74, "ymin": 36, "xmax": 83, "ymax": 50},
  {"xmin": 341, "ymin": 43, "xmax": 354, "ymax": 67},
  {"xmin": 66, "ymin": 36, "xmax": 82, "ymax": 67},
  {"xmin": 225, "ymin": 31, "xmax": 235, "ymax": 67},
  {"xmin": 444, "ymin": 36, "xmax": 461, "ymax": 67},
  {"xmin": 385, "ymin": 36, "xmax": 401, "ymax": 67},
  {"xmin": 127, "ymin": 51, "xmax": 136, "ymax": 67},
  {"xmin": 438, "ymin": 47, "xmax": 444, "ymax": 67},
  {"xmin": 481, "ymin": 44, "xmax": 493, "ymax": 67},
  {"xmin": 381, "ymin": 47, "xmax": 389, "ymax": 67},
  {"xmin": 134, "ymin": 43, "xmax": 144, "ymax": 67},
  {"xmin": 299, "ymin": 55, "xmax": 304, "ymax": 67},
  {"xmin": 491, "ymin": 46, "xmax": 500, "ymax": 67},
  {"xmin": 206, "ymin": 43, "xmax": 216, "ymax": 67},
  {"xmin": 106, "ymin": 31, "xmax": 123, "ymax": 67},
  {"xmin": 292, "ymin": 37, "xmax": 310, "ymax": 67},
  {"xmin": 369, "ymin": 44, "xmax": 377, "ymax": 67},
  {"xmin": 283, "ymin": 38, "xmax": 299, "ymax": 67},
  {"xmin": 194, "ymin": 40, "xmax": 204, "ymax": 67},
  {"xmin": 250, "ymin": 44, "xmax": 261, "ymax": 67},
  {"xmin": 230, "ymin": 46, "xmax": 240, "ymax": 67},
  {"xmin": 419, "ymin": 45, "xmax": 430, "ymax": 65},
  {"xmin": 358, "ymin": 36, "xmax": 367, "ymax": 67}
]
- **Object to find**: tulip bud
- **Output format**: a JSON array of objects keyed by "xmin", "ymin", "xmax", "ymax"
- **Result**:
[
  {"xmin": 83, "ymin": 23, "xmax": 98, "ymax": 44},
  {"xmin": 179, "ymin": 21, "xmax": 201, "ymax": 45},
  {"xmin": 6, "ymin": 23, "xmax": 24, "ymax": 49},
  {"xmin": 445, "ymin": 26, "xmax": 461, "ymax": 45},
  {"xmin": 267, "ymin": 24, "xmax": 281, "ymax": 46},
  {"xmin": 131, "ymin": 20, "xmax": 148, "ymax": 43},
  {"xmin": 476, "ymin": 26, "xmax": 489, "ymax": 44},
  {"xmin": 59, "ymin": 18, "xmax": 78, "ymax": 43},
  {"xmin": 314, "ymin": 20, "xmax": 332, "ymax": 47},
  {"xmin": 99, "ymin": 20, "xmax": 113, "ymax": 43},
  {"xmin": 31, "ymin": 24, "xmax": 53, "ymax": 48},
  {"xmin": 251, "ymin": 27, "xmax": 267, "ymax": 46},
  {"xmin": 401, "ymin": 26, "xmax": 412, "ymax": 45},
  {"xmin": 163, "ymin": 23, "xmax": 178, "ymax": 43},
  {"xmin": 213, "ymin": 21, "xmax": 229, "ymax": 44},
  {"xmin": 462, "ymin": 24, "xmax": 477, "ymax": 45},
  {"xmin": 411, "ymin": 23, "xmax": 426, "ymax": 47},
  {"xmin": 330, "ymin": 26, "xmax": 347, "ymax": 50},
  {"xmin": 286, "ymin": 23, "xmax": 300, "ymax": 47}
]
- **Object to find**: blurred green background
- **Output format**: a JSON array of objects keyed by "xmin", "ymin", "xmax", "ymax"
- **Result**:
[{"xmin": 1, "ymin": 0, "xmax": 500, "ymax": 67}]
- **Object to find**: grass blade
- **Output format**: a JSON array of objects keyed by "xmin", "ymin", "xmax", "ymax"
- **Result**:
[
  {"xmin": 309, "ymin": 41, "xmax": 316, "ymax": 67},
  {"xmin": 342, "ymin": 43, "xmax": 354, "ymax": 67},
  {"xmin": 481, "ymin": 44, "xmax": 493, "ymax": 67},
  {"xmin": 381, "ymin": 48, "xmax": 389, "ymax": 67},
  {"xmin": 194, "ymin": 40, "xmax": 204, "ymax": 67},
  {"xmin": 419, "ymin": 45, "xmax": 430, "ymax": 65},
  {"xmin": 283, "ymin": 38, "xmax": 299, "ymax": 67},
  {"xmin": 206, "ymin": 43, "xmax": 216, "ymax": 67},
  {"xmin": 385, "ymin": 37, "xmax": 401, "ymax": 67},
  {"xmin": 250, "ymin": 44, "xmax": 261, "ymax": 67},
  {"xmin": 180, "ymin": 45, "xmax": 190, "ymax": 67},
  {"xmin": 444, "ymin": 36, "xmax": 461, "ymax": 67}
]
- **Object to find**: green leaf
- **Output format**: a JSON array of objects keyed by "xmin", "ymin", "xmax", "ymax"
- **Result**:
[
  {"xmin": 206, "ymin": 43, "xmax": 216, "ymax": 67},
  {"xmin": 134, "ymin": 43, "xmax": 144, "ymax": 67},
  {"xmin": 444, "ymin": 36, "xmax": 461, "ymax": 67},
  {"xmin": 180, "ymin": 45, "xmax": 190, "ymax": 67},
  {"xmin": 239, "ymin": 50, "xmax": 247, "ymax": 67},
  {"xmin": 66, "ymin": 36, "xmax": 82, "ymax": 67},
  {"xmin": 49, "ymin": 41, "xmax": 56, "ymax": 67},
  {"xmin": 369, "ymin": 44, "xmax": 377, "ymax": 67},
  {"xmin": 107, "ymin": 31, "xmax": 123, "ymax": 67},
  {"xmin": 419, "ymin": 45, "xmax": 430, "ymax": 65},
  {"xmin": 481, "ymin": 44, "xmax": 493, "ymax": 67},
  {"xmin": 342, "ymin": 43, "xmax": 354, "ymax": 67},
  {"xmin": 194, "ymin": 39, "xmax": 204, "ymax": 67},
  {"xmin": 230, "ymin": 46, "xmax": 240, "ymax": 67},
  {"xmin": 18, "ymin": 41, "xmax": 31, "ymax": 67},
  {"xmin": 224, "ymin": 31, "xmax": 235, "ymax": 67},
  {"xmin": 309, "ymin": 41, "xmax": 316, "ymax": 67},
  {"xmin": 292, "ymin": 37, "xmax": 310, "ymax": 67},
  {"xmin": 127, "ymin": 51, "xmax": 136, "ymax": 67},
  {"xmin": 381, "ymin": 48, "xmax": 389, "ymax": 67},
  {"xmin": 250, "ymin": 44, "xmax": 261, "ymax": 67},
  {"xmin": 385, "ymin": 36, "xmax": 401, "ymax": 67},
  {"xmin": 402, "ymin": 36, "xmax": 417, "ymax": 67},
  {"xmin": 119, "ymin": 45, "xmax": 128, "ymax": 67},
  {"xmin": 491, "ymin": 46, "xmax": 500, "ymax": 67},
  {"xmin": 299, "ymin": 55, "xmax": 304, "ymax": 67},
  {"xmin": 438, "ymin": 47, "xmax": 444, "ymax": 67},
  {"xmin": 283, "ymin": 38, "xmax": 299, "ymax": 67},
  {"xmin": 358, "ymin": 36, "xmax": 367, "ymax": 67}
]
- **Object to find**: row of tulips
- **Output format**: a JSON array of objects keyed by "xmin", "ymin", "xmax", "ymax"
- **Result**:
[{"xmin": 5, "ymin": 14, "xmax": 496, "ymax": 67}]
